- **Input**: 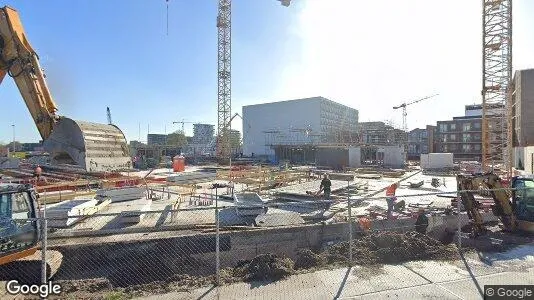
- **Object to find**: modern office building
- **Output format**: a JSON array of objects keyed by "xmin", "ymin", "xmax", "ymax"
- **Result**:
[
  {"xmin": 358, "ymin": 122, "xmax": 405, "ymax": 146},
  {"xmin": 192, "ymin": 124, "xmax": 215, "ymax": 145},
  {"xmin": 242, "ymin": 97, "xmax": 359, "ymax": 161},
  {"xmin": 511, "ymin": 69, "xmax": 534, "ymax": 173},
  {"xmin": 147, "ymin": 134, "xmax": 167, "ymax": 146}
]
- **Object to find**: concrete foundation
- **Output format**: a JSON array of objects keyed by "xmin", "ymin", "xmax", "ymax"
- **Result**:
[
  {"xmin": 379, "ymin": 145, "xmax": 405, "ymax": 168},
  {"xmin": 421, "ymin": 153, "xmax": 454, "ymax": 170},
  {"xmin": 49, "ymin": 211, "xmax": 498, "ymax": 286}
]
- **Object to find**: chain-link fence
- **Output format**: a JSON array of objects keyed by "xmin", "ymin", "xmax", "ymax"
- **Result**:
[{"xmin": 2, "ymin": 183, "xmax": 533, "ymax": 299}]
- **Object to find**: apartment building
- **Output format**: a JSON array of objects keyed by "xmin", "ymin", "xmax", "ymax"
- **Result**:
[
  {"xmin": 435, "ymin": 116, "xmax": 482, "ymax": 161},
  {"xmin": 407, "ymin": 128, "xmax": 429, "ymax": 160}
]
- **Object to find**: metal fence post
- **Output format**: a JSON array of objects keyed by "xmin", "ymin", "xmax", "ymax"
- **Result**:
[
  {"xmin": 215, "ymin": 187, "xmax": 220, "ymax": 286},
  {"xmin": 41, "ymin": 190, "xmax": 48, "ymax": 286},
  {"xmin": 347, "ymin": 180, "xmax": 353, "ymax": 264},
  {"xmin": 456, "ymin": 189, "xmax": 462, "ymax": 250},
  {"xmin": 41, "ymin": 217, "xmax": 47, "ymax": 285}
]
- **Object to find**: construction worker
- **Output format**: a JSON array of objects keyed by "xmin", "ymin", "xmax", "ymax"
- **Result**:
[
  {"xmin": 415, "ymin": 207, "xmax": 429, "ymax": 234},
  {"xmin": 385, "ymin": 183, "xmax": 398, "ymax": 219},
  {"xmin": 358, "ymin": 217, "xmax": 371, "ymax": 231},
  {"xmin": 318, "ymin": 173, "xmax": 331, "ymax": 200}
]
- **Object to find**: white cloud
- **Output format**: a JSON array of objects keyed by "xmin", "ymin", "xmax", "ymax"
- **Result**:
[{"xmin": 274, "ymin": 0, "xmax": 513, "ymax": 130}]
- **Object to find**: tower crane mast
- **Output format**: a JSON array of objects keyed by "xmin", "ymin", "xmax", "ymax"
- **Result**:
[
  {"xmin": 481, "ymin": 0, "xmax": 512, "ymax": 174},
  {"xmin": 215, "ymin": 0, "xmax": 291, "ymax": 162},
  {"xmin": 393, "ymin": 94, "xmax": 438, "ymax": 156},
  {"xmin": 393, "ymin": 94, "xmax": 439, "ymax": 133}
]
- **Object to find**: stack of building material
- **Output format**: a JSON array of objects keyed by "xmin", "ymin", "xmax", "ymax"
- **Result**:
[
  {"xmin": 328, "ymin": 173, "xmax": 355, "ymax": 181},
  {"xmin": 0, "ymin": 158, "xmax": 20, "ymax": 169},
  {"xmin": 166, "ymin": 171, "xmax": 217, "ymax": 184},
  {"xmin": 95, "ymin": 186, "xmax": 145, "ymax": 202},
  {"xmin": 234, "ymin": 193, "xmax": 266, "ymax": 216},
  {"xmin": 255, "ymin": 212, "xmax": 305, "ymax": 227},
  {"xmin": 38, "ymin": 190, "xmax": 95, "ymax": 204},
  {"xmin": 355, "ymin": 174, "xmax": 382, "ymax": 180},
  {"xmin": 459, "ymin": 161, "xmax": 482, "ymax": 174},
  {"xmin": 120, "ymin": 199, "xmax": 153, "ymax": 223},
  {"xmin": 43, "ymin": 198, "xmax": 111, "ymax": 228},
  {"xmin": 312, "ymin": 171, "xmax": 355, "ymax": 181}
]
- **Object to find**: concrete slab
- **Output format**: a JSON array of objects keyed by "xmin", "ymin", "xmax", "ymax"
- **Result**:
[
  {"xmin": 339, "ymin": 265, "xmax": 429, "ymax": 298},
  {"xmin": 403, "ymin": 261, "xmax": 472, "ymax": 283},
  {"xmin": 121, "ymin": 200, "xmax": 152, "ymax": 223},
  {"xmin": 439, "ymin": 268, "xmax": 534, "ymax": 300},
  {"xmin": 356, "ymin": 283, "xmax": 460, "ymax": 300},
  {"xmin": 215, "ymin": 273, "xmax": 333, "ymax": 300}
]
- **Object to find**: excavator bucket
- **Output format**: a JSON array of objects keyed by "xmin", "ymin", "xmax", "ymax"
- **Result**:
[{"xmin": 43, "ymin": 118, "xmax": 132, "ymax": 173}]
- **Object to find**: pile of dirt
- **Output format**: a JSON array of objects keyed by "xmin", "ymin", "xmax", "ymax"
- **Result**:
[
  {"xmin": 57, "ymin": 278, "xmax": 113, "ymax": 294},
  {"xmin": 327, "ymin": 231, "xmax": 459, "ymax": 265},
  {"xmin": 233, "ymin": 253, "xmax": 294, "ymax": 281},
  {"xmin": 294, "ymin": 249, "xmax": 327, "ymax": 270},
  {"xmin": 51, "ymin": 232, "xmax": 459, "ymax": 297}
]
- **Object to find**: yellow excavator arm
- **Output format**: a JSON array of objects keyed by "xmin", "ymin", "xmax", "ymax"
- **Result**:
[
  {"xmin": 0, "ymin": 6, "xmax": 58, "ymax": 139},
  {"xmin": 457, "ymin": 173, "xmax": 517, "ymax": 235},
  {"xmin": 0, "ymin": 6, "xmax": 132, "ymax": 172}
]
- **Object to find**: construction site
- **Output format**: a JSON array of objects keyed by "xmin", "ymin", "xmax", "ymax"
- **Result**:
[{"xmin": 1, "ymin": 1, "xmax": 534, "ymax": 299}]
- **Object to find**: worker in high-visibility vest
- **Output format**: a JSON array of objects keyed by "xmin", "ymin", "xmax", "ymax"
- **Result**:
[
  {"xmin": 385, "ymin": 183, "xmax": 400, "ymax": 219},
  {"xmin": 358, "ymin": 217, "xmax": 371, "ymax": 231}
]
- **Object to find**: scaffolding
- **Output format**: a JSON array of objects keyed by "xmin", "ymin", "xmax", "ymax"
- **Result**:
[
  {"xmin": 481, "ymin": 0, "xmax": 512, "ymax": 172},
  {"xmin": 357, "ymin": 122, "xmax": 405, "ymax": 146}
]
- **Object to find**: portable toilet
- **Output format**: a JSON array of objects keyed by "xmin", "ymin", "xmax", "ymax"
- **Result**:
[{"xmin": 172, "ymin": 155, "xmax": 185, "ymax": 172}]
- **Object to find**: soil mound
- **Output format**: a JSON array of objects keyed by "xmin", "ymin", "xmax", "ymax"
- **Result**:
[
  {"xmin": 295, "ymin": 249, "xmax": 327, "ymax": 270},
  {"xmin": 234, "ymin": 253, "xmax": 294, "ymax": 281},
  {"xmin": 327, "ymin": 231, "xmax": 458, "ymax": 264}
]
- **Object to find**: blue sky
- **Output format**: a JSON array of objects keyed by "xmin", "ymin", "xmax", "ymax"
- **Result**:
[
  {"xmin": 1, "ymin": 0, "xmax": 534, "ymax": 143},
  {"xmin": 0, "ymin": 0, "xmax": 296, "ymax": 142}
]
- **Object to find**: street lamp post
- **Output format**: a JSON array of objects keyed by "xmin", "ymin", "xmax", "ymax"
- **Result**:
[{"xmin": 12, "ymin": 124, "xmax": 15, "ymax": 153}]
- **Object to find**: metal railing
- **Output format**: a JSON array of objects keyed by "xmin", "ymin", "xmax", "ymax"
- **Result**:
[{"xmin": 2, "ymin": 186, "xmax": 533, "ymax": 298}]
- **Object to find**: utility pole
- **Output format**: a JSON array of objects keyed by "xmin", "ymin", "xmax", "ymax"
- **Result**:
[
  {"xmin": 215, "ymin": 0, "xmax": 291, "ymax": 163},
  {"xmin": 12, "ymin": 124, "xmax": 15, "ymax": 153}
]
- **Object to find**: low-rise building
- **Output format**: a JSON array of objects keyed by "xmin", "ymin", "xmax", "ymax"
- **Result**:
[
  {"xmin": 407, "ymin": 128, "xmax": 429, "ymax": 160},
  {"xmin": 358, "ymin": 122, "xmax": 404, "ymax": 145},
  {"xmin": 147, "ymin": 134, "xmax": 167, "ymax": 146},
  {"xmin": 511, "ymin": 68, "xmax": 534, "ymax": 173},
  {"xmin": 435, "ymin": 116, "xmax": 482, "ymax": 162}
]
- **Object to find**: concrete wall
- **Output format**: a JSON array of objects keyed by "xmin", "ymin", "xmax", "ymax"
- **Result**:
[
  {"xmin": 379, "ymin": 145, "xmax": 405, "ymax": 168},
  {"xmin": 348, "ymin": 147, "xmax": 361, "ymax": 168},
  {"xmin": 512, "ymin": 69, "xmax": 534, "ymax": 147},
  {"xmin": 516, "ymin": 70, "xmax": 534, "ymax": 146},
  {"xmin": 316, "ymin": 148, "xmax": 349, "ymax": 168},
  {"xmin": 49, "ymin": 211, "xmax": 499, "ymax": 285},
  {"xmin": 420, "ymin": 153, "xmax": 454, "ymax": 169},
  {"xmin": 242, "ymin": 98, "xmax": 322, "ymax": 156}
]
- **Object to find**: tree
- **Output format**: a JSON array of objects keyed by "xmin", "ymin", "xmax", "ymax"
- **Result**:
[
  {"xmin": 6, "ymin": 141, "xmax": 22, "ymax": 152},
  {"xmin": 166, "ymin": 132, "xmax": 188, "ymax": 147}
]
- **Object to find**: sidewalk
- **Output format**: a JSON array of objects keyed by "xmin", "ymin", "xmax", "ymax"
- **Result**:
[{"xmin": 139, "ymin": 243, "xmax": 534, "ymax": 300}]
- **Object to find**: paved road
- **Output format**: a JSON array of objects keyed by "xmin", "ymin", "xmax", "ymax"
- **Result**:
[{"xmin": 139, "ymin": 243, "xmax": 534, "ymax": 300}]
